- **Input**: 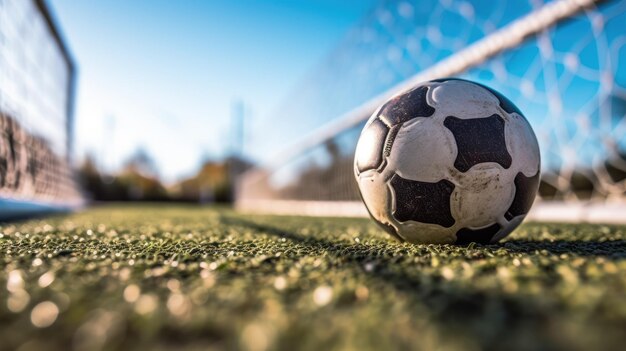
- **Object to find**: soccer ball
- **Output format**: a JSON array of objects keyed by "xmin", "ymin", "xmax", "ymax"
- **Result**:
[{"xmin": 354, "ymin": 78, "xmax": 540, "ymax": 244}]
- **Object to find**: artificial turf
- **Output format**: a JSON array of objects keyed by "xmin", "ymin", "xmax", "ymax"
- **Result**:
[{"xmin": 1, "ymin": 204, "xmax": 626, "ymax": 351}]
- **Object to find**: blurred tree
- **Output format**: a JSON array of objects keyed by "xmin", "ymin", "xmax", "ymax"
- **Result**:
[
  {"xmin": 77, "ymin": 149, "xmax": 169, "ymax": 202},
  {"xmin": 123, "ymin": 147, "xmax": 159, "ymax": 178},
  {"xmin": 171, "ymin": 155, "xmax": 253, "ymax": 203}
]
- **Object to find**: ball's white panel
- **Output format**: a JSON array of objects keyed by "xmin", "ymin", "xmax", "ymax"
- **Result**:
[
  {"xmin": 430, "ymin": 80, "xmax": 500, "ymax": 119},
  {"xmin": 354, "ymin": 78, "xmax": 541, "ymax": 244},
  {"xmin": 451, "ymin": 164, "xmax": 515, "ymax": 228},
  {"xmin": 357, "ymin": 171, "xmax": 387, "ymax": 219},
  {"xmin": 355, "ymin": 118, "xmax": 388, "ymax": 173},
  {"xmin": 505, "ymin": 113, "xmax": 541, "ymax": 177},
  {"xmin": 354, "ymin": 114, "xmax": 377, "ymax": 176},
  {"xmin": 387, "ymin": 117, "xmax": 457, "ymax": 183},
  {"xmin": 362, "ymin": 113, "xmax": 378, "ymax": 129},
  {"xmin": 357, "ymin": 169, "xmax": 405, "ymax": 239}
]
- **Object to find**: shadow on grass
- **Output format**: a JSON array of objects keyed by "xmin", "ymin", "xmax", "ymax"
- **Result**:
[
  {"xmin": 224, "ymin": 215, "xmax": 626, "ymax": 260},
  {"xmin": 501, "ymin": 239, "xmax": 626, "ymax": 258},
  {"xmin": 221, "ymin": 216, "xmax": 567, "ymax": 349}
]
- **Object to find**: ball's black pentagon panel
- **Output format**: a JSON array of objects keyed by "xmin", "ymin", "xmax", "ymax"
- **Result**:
[
  {"xmin": 430, "ymin": 78, "xmax": 456, "ymax": 83},
  {"xmin": 355, "ymin": 118, "xmax": 389, "ymax": 173},
  {"xmin": 355, "ymin": 78, "xmax": 540, "ymax": 244},
  {"xmin": 444, "ymin": 114, "xmax": 512, "ymax": 172},
  {"xmin": 455, "ymin": 223, "xmax": 501, "ymax": 245},
  {"xmin": 505, "ymin": 170, "xmax": 541, "ymax": 220},
  {"xmin": 383, "ymin": 124, "xmax": 401, "ymax": 158},
  {"xmin": 390, "ymin": 174, "xmax": 455, "ymax": 228},
  {"xmin": 432, "ymin": 78, "xmax": 523, "ymax": 116},
  {"xmin": 477, "ymin": 83, "xmax": 524, "ymax": 116},
  {"xmin": 378, "ymin": 86, "xmax": 435, "ymax": 126}
]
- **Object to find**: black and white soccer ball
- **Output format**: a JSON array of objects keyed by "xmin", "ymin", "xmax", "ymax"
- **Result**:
[{"xmin": 354, "ymin": 78, "xmax": 540, "ymax": 244}]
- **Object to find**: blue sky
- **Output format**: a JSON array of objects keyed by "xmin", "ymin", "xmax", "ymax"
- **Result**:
[{"xmin": 49, "ymin": 0, "xmax": 376, "ymax": 181}]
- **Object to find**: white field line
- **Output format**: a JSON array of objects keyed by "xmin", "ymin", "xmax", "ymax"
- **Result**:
[{"xmin": 236, "ymin": 199, "xmax": 626, "ymax": 224}]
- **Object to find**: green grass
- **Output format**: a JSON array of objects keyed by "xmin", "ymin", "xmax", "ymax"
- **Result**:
[{"xmin": 1, "ymin": 204, "xmax": 626, "ymax": 351}]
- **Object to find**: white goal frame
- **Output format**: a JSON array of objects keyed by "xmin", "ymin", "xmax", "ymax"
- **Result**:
[{"xmin": 236, "ymin": 0, "xmax": 626, "ymax": 224}]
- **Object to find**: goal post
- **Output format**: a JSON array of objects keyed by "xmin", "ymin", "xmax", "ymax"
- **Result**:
[
  {"xmin": 0, "ymin": 0, "xmax": 82, "ymax": 219},
  {"xmin": 237, "ymin": 0, "xmax": 626, "ymax": 221}
]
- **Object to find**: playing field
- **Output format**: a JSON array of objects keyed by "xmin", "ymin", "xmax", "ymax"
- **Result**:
[{"xmin": 1, "ymin": 205, "xmax": 626, "ymax": 351}]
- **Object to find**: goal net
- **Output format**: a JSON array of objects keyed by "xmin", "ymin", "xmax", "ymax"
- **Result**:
[
  {"xmin": 237, "ymin": 0, "xmax": 626, "ymax": 220},
  {"xmin": 0, "ymin": 0, "xmax": 82, "ymax": 215}
]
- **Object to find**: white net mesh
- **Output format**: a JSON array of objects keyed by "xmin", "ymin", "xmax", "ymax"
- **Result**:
[
  {"xmin": 0, "ymin": 0, "xmax": 81, "ymax": 206},
  {"xmin": 238, "ymin": 0, "xmax": 626, "ymax": 214},
  {"xmin": 459, "ymin": 0, "xmax": 626, "ymax": 200}
]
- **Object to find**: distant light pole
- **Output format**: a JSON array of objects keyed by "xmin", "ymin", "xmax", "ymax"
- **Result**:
[
  {"xmin": 231, "ymin": 100, "xmax": 245, "ymax": 157},
  {"xmin": 100, "ymin": 114, "xmax": 115, "ymax": 183},
  {"xmin": 229, "ymin": 100, "xmax": 246, "ymax": 201}
]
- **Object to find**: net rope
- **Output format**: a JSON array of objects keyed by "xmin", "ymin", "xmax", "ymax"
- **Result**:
[{"xmin": 239, "ymin": 0, "xmax": 626, "ymax": 210}]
